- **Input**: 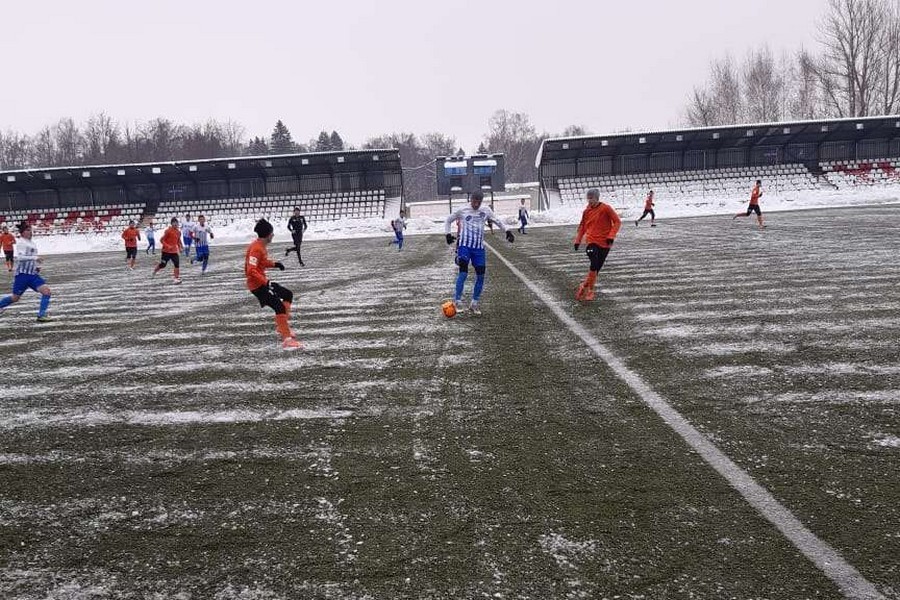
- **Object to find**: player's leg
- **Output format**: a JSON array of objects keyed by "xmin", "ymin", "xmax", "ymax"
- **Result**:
[
  {"xmin": 172, "ymin": 253, "xmax": 181, "ymax": 283},
  {"xmin": 270, "ymin": 282, "xmax": 295, "ymax": 330},
  {"xmin": 253, "ymin": 284, "xmax": 299, "ymax": 348},
  {"xmin": 35, "ymin": 281, "xmax": 51, "ymax": 320},
  {"xmin": 4, "ymin": 251, "xmax": 13, "ymax": 272},
  {"xmin": 293, "ymin": 234, "xmax": 304, "ymax": 265},
  {"xmin": 454, "ymin": 247, "xmax": 471, "ymax": 304},
  {"xmin": 754, "ymin": 205, "xmax": 764, "ymax": 228},
  {"xmin": 470, "ymin": 249, "xmax": 487, "ymax": 313},
  {"xmin": 0, "ymin": 279, "xmax": 23, "ymax": 310},
  {"xmin": 153, "ymin": 253, "xmax": 170, "ymax": 275},
  {"xmin": 650, "ymin": 209, "xmax": 656, "ymax": 226}
]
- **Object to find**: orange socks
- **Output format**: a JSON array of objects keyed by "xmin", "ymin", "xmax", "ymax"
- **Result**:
[
  {"xmin": 173, "ymin": 268, "xmax": 180, "ymax": 279},
  {"xmin": 274, "ymin": 314, "xmax": 292, "ymax": 340},
  {"xmin": 283, "ymin": 301, "xmax": 292, "ymax": 317},
  {"xmin": 585, "ymin": 271, "xmax": 598, "ymax": 290}
]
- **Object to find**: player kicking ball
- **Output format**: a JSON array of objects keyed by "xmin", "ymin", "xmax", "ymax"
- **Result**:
[
  {"xmin": 246, "ymin": 219, "xmax": 301, "ymax": 350},
  {"xmin": 574, "ymin": 189, "xmax": 621, "ymax": 302},
  {"xmin": 0, "ymin": 221, "xmax": 53, "ymax": 321},
  {"xmin": 443, "ymin": 190, "xmax": 513, "ymax": 316}
]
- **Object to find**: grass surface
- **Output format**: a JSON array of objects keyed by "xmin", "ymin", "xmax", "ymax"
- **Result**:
[{"xmin": 0, "ymin": 207, "xmax": 898, "ymax": 599}]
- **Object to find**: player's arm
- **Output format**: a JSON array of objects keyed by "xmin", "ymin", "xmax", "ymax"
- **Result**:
[
  {"xmin": 486, "ymin": 208, "xmax": 508, "ymax": 233},
  {"xmin": 287, "ymin": 219, "xmax": 295, "ymax": 233},
  {"xmin": 301, "ymin": 217, "xmax": 308, "ymax": 231},
  {"xmin": 573, "ymin": 213, "xmax": 586, "ymax": 248},
  {"xmin": 605, "ymin": 205, "xmax": 622, "ymax": 243},
  {"xmin": 209, "ymin": 229, "xmax": 214, "ymax": 239}
]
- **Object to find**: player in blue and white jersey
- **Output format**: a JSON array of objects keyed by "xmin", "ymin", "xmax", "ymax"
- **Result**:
[
  {"xmin": 390, "ymin": 209, "xmax": 407, "ymax": 251},
  {"xmin": 190, "ymin": 215, "xmax": 215, "ymax": 274},
  {"xmin": 444, "ymin": 191, "xmax": 514, "ymax": 315},
  {"xmin": 0, "ymin": 221, "xmax": 52, "ymax": 321},
  {"xmin": 181, "ymin": 214, "xmax": 195, "ymax": 257},
  {"xmin": 145, "ymin": 222, "xmax": 156, "ymax": 254}
]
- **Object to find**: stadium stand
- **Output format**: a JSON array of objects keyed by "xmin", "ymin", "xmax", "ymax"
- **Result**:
[
  {"xmin": 537, "ymin": 115, "xmax": 900, "ymax": 209},
  {"xmin": 0, "ymin": 149, "xmax": 402, "ymax": 234}
]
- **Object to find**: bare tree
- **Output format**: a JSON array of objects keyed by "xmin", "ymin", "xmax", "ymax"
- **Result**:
[
  {"xmin": 84, "ymin": 112, "xmax": 121, "ymax": 164},
  {"xmin": 811, "ymin": 0, "xmax": 889, "ymax": 117},
  {"xmin": 483, "ymin": 109, "xmax": 541, "ymax": 182},
  {"xmin": 54, "ymin": 118, "xmax": 84, "ymax": 166},
  {"xmin": 686, "ymin": 86, "xmax": 717, "ymax": 127},
  {"xmin": 0, "ymin": 130, "xmax": 31, "ymax": 170},
  {"xmin": 743, "ymin": 47, "xmax": 785, "ymax": 122}
]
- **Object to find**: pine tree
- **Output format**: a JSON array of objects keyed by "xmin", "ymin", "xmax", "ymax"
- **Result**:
[
  {"xmin": 315, "ymin": 130, "xmax": 331, "ymax": 152},
  {"xmin": 270, "ymin": 120, "xmax": 295, "ymax": 155},
  {"xmin": 456, "ymin": 147, "xmax": 465, "ymax": 156},
  {"xmin": 477, "ymin": 142, "xmax": 488, "ymax": 154},
  {"xmin": 329, "ymin": 130, "xmax": 344, "ymax": 151},
  {"xmin": 247, "ymin": 136, "xmax": 269, "ymax": 155}
]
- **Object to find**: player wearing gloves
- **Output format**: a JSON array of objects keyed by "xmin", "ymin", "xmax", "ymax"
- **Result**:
[
  {"xmin": 573, "ymin": 189, "xmax": 621, "ymax": 302},
  {"xmin": 246, "ymin": 218, "xmax": 301, "ymax": 350},
  {"xmin": 443, "ymin": 190, "xmax": 514, "ymax": 316}
]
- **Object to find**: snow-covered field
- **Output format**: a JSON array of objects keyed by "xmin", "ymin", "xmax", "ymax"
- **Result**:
[
  {"xmin": 1, "ymin": 205, "xmax": 898, "ymax": 599},
  {"xmin": 29, "ymin": 186, "xmax": 900, "ymax": 257}
]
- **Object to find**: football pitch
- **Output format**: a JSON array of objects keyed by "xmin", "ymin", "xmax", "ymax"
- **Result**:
[{"xmin": 1, "ymin": 206, "xmax": 898, "ymax": 599}]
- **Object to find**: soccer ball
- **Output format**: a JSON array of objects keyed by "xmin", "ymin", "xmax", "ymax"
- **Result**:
[{"xmin": 441, "ymin": 300, "xmax": 457, "ymax": 319}]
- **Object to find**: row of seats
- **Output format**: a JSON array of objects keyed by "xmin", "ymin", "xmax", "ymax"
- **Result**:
[
  {"xmin": 0, "ymin": 205, "xmax": 146, "ymax": 235},
  {"xmin": 150, "ymin": 191, "xmax": 387, "ymax": 227},
  {"xmin": 558, "ymin": 159, "xmax": 900, "ymax": 207},
  {"xmin": 558, "ymin": 164, "xmax": 822, "ymax": 206},
  {"xmin": 821, "ymin": 159, "xmax": 900, "ymax": 187}
]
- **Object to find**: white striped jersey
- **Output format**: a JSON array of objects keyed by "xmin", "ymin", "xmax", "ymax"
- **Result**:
[
  {"xmin": 145, "ymin": 226, "xmax": 155, "ymax": 238},
  {"xmin": 444, "ymin": 205, "xmax": 505, "ymax": 250},
  {"xmin": 519, "ymin": 206, "xmax": 529, "ymax": 219},
  {"xmin": 391, "ymin": 217, "xmax": 406, "ymax": 233},
  {"xmin": 192, "ymin": 224, "xmax": 213, "ymax": 247},
  {"xmin": 14, "ymin": 238, "xmax": 40, "ymax": 275},
  {"xmin": 181, "ymin": 221, "xmax": 195, "ymax": 238}
]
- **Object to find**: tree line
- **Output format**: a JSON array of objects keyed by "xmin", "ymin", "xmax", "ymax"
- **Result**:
[
  {"xmin": 686, "ymin": 0, "xmax": 900, "ymax": 126},
  {"xmin": 0, "ymin": 110, "xmax": 581, "ymax": 202}
]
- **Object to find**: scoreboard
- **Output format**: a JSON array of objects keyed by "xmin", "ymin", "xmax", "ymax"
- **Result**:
[{"xmin": 435, "ymin": 154, "xmax": 505, "ymax": 196}]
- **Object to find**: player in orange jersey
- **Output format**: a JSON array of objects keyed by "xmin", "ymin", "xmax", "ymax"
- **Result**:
[
  {"xmin": 635, "ymin": 190, "xmax": 656, "ymax": 227},
  {"xmin": 121, "ymin": 220, "xmax": 141, "ymax": 269},
  {"xmin": 733, "ymin": 179, "xmax": 765, "ymax": 229},
  {"xmin": 152, "ymin": 218, "xmax": 184, "ymax": 284},
  {"xmin": 0, "ymin": 226, "xmax": 15, "ymax": 273},
  {"xmin": 573, "ymin": 189, "xmax": 621, "ymax": 301},
  {"xmin": 245, "ymin": 219, "xmax": 300, "ymax": 350}
]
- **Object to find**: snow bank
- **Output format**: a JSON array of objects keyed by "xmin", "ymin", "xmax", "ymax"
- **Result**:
[{"xmin": 29, "ymin": 186, "xmax": 900, "ymax": 256}]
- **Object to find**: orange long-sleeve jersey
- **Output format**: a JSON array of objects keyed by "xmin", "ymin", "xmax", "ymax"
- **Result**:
[
  {"xmin": 574, "ymin": 202, "xmax": 621, "ymax": 249},
  {"xmin": 750, "ymin": 184, "xmax": 762, "ymax": 205},
  {"xmin": 644, "ymin": 194, "xmax": 654, "ymax": 211},
  {"xmin": 0, "ymin": 233, "xmax": 15, "ymax": 253},
  {"xmin": 245, "ymin": 238, "xmax": 275, "ymax": 290},
  {"xmin": 160, "ymin": 226, "xmax": 182, "ymax": 254},
  {"xmin": 121, "ymin": 227, "xmax": 141, "ymax": 248}
]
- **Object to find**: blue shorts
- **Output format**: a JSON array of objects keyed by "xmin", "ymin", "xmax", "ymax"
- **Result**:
[
  {"xmin": 195, "ymin": 246, "xmax": 209, "ymax": 260},
  {"xmin": 456, "ymin": 246, "xmax": 486, "ymax": 268},
  {"xmin": 183, "ymin": 236, "xmax": 193, "ymax": 247},
  {"xmin": 13, "ymin": 273, "xmax": 46, "ymax": 296}
]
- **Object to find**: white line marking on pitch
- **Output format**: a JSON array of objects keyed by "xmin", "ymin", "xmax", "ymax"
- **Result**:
[{"xmin": 486, "ymin": 244, "xmax": 887, "ymax": 600}]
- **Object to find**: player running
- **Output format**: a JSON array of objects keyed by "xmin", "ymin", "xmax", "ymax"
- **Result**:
[
  {"xmin": 635, "ymin": 190, "xmax": 656, "ymax": 227},
  {"xmin": 181, "ymin": 213, "xmax": 195, "ymax": 257},
  {"xmin": 145, "ymin": 222, "xmax": 156, "ymax": 255},
  {"xmin": 517, "ymin": 199, "xmax": 529, "ymax": 234},
  {"xmin": 733, "ymin": 179, "xmax": 765, "ymax": 229},
  {"xmin": 121, "ymin": 220, "xmax": 141, "ymax": 269},
  {"xmin": 574, "ymin": 189, "xmax": 621, "ymax": 302},
  {"xmin": 284, "ymin": 207, "xmax": 308, "ymax": 266},
  {"xmin": 390, "ymin": 209, "xmax": 407, "ymax": 250},
  {"xmin": 190, "ymin": 215, "xmax": 214, "ymax": 274},
  {"xmin": 246, "ymin": 218, "xmax": 301, "ymax": 350},
  {"xmin": 0, "ymin": 221, "xmax": 53, "ymax": 321},
  {"xmin": 444, "ymin": 190, "xmax": 514, "ymax": 315},
  {"xmin": 0, "ymin": 225, "xmax": 16, "ymax": 273},
  {"xmin": 153, "ymin": 217, "xmax": 183, "ymax": 284}
]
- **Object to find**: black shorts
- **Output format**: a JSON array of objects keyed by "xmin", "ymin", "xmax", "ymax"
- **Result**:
[
  {"xmin": 640, "ymin": 209, "xmax": 655, "ymax": 219},
  {"xmin": 126, "ymin": 247, "xmax": 138, "ymax": 260},
  {"xmin": 251, "ymin": 281, "xmax": 294, "ymax": 314},
  {"xmin": 159, "ymin": 252, "xmax": 180, "ymax": 268},
  {"xmin": 291, "ymin": 233, "xmax": 304, "ymax": 246},
  {"xmin": 746, "ymin": 204, "xmax": 762, "ymax": 216},
  {"xmin": 4, "ymin": 251, "xmax": 13, "ymax": 262},
  {"xmin": 586, "ymin": 244, "xmax": 611, "ymax": 272}
]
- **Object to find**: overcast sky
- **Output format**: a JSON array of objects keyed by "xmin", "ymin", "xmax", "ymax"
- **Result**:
[{"xmin": 2, "ymin": 0, "xmax": 827, "ymax": 151}]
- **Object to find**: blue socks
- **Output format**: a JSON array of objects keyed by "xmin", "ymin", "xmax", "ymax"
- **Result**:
[
  {"xmin": 38, "ymin": 294, "xmax": 50, "ymax": 317},
  {"xmin": 0, "ymin": 295, "xmax": 11, "ymax": 309},
  {"xmin": 454, "ymin": 272, "xmax": 467, "ymax": 301},
  {"xmin": 473, "ymin": 272, "xmax": 485, "ymax": 302}
]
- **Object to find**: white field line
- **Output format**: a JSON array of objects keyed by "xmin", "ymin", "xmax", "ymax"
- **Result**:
[{"xmin": 486, "ymin": 243, "xmax": 887, "ymax": 600}]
